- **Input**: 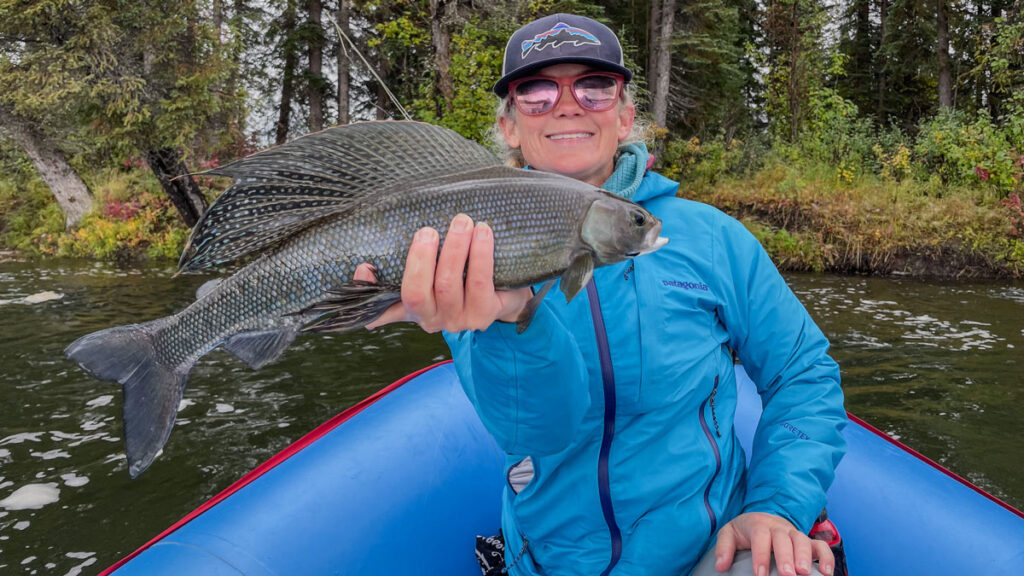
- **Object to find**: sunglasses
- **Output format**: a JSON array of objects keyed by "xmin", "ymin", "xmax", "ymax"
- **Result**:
[{"xmin": 509, "ymin": 72, "xmax": 624, "ymax": 116}]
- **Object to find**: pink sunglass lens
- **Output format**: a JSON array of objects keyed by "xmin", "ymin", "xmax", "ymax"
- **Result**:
[
  {"xmin": 574, "ymin": 76, "xmax": 618, "ymax": 111},
  {"xmin": 514, "ymin": 79, "xmax": 559, "ymax": 114}
]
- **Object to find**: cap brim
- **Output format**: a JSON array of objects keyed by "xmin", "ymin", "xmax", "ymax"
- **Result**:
[{"xmin": 493, "ymin": 58, "xmax": 633, "ymax": 97}]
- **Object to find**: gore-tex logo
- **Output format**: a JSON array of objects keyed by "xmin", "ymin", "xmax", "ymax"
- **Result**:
[{"xmin": 662, "ymin": 279, "xmax": 709, "ymax": 291}]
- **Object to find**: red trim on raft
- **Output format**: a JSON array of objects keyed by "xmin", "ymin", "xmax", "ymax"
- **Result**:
[
  {"xmin": 98, "ymin": 360, "xmax": 453, "ymax": 576},
  {"xmin": 846, "ymin": 411, "xmax": 1024, "ymax": 520}
]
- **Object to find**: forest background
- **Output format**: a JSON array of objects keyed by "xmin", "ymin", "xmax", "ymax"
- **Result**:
[{"xmin": 1, "ymin": 0, "xmax": 1022, "ymax": 277}]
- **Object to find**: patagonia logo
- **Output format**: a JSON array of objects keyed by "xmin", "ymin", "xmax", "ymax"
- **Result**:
[
  {"xmin": 521, "ymin": 22, "xmax": 600, "ymax": 58},
  {"xmin": 662, "ymin": 279, "xmax": 709, "ymax": 291}
]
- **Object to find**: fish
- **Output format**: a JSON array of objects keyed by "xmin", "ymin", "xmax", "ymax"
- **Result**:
[{"xmin": 64, "ymin": 120, "xmax": 668, "ymax": 477}]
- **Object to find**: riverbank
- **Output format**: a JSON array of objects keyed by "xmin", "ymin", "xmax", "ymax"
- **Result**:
[
  {"xmin": 683, "ymin": 163, "xmax": 1024, "ymax": 279},
  {"xmin": 2, "ymin": 165, "xmax": 1023, "ymax": 278}
]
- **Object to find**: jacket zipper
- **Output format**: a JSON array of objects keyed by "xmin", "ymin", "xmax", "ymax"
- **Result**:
[
  {"xmin": 586, "ymin": 279, "xmax": 622, "ymax": 576},
  {"xmin": 698, "ymin": 375, "xmax": 723, "ymax": 536}
]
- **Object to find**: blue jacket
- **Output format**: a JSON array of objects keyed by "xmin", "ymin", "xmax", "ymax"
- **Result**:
[{"xmin": 443, "ymin": 150, "xmax": 847, "ymax": 575}]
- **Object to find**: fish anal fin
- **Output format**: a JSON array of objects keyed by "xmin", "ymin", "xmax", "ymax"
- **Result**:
[
  {"xmin": 222, "ymin": 327, "xmax": 300, "ymax": 370},
  {"xmin": 560, "ymin": 252, "xmax": 594, "ymax": 303}
]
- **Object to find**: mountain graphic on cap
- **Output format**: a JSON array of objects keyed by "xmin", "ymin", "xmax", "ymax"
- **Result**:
[{"xmin": 520, "ymin": 22, "xmax": 601, "ymax": 58}]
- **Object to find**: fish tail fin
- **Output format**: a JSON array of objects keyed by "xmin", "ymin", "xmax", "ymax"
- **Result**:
[{"xmin": 65, "ymin": 320, "xmax": 187, "ymax": 478}]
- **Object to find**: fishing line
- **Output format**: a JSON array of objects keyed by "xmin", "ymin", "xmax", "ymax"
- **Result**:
[{"xmin": 327, "ymin": 15, "xmax": 413, "ymax": 122}]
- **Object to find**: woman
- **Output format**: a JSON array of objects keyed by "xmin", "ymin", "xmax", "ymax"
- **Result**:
[{"xmin": 358, "ymin": 13, "xmax": 847, "ymax": 576}]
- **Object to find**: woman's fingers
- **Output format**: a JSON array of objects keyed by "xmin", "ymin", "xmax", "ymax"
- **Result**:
[
  {"xmin": 770, "ymin": 527, "xmax": 796, "ymax": 576},
  {"xmin": 400, "ymin": 227, "xmax": 441, "ymax": 328},
  {"xmin": 433, "ymin": 214, "xmax": 474, "ymax": 324},
  {"xmin": 353, "ymin": 262, "xmax": 377, "ymax": 283}
]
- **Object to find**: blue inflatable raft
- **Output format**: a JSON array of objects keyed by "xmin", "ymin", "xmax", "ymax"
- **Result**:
[{"xmin": 102, "ymin": 362, "xmax": 1024, "ymax": 575}]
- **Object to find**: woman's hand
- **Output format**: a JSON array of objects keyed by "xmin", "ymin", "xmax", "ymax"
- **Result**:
[
  {"xmin": 714, "ymin": 512, "xmax": 834, "ymax": 576},
  {"xmin": 356, "ymin": 213, "xmax": 532, "ymax": 333}
]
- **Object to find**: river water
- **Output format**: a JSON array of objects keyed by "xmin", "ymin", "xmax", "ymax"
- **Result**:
[{"xmin": 0, "ymin": 259, "xmax": 1021, "ymax": 574}]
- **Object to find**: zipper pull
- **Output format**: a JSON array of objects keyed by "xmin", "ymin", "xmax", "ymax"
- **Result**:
[{"xmin": 623, "ymin": 262, "xmax": 634, "ymax": 281}]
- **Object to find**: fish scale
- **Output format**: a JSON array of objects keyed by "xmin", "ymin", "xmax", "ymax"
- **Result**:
[{"xmin": 64, "ymin": 121, "xmax": 667, "ymax": 478}]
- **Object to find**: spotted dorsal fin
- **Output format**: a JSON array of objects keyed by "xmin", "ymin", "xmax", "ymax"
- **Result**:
[{"xmin": 179, "ymin": 121, "xmax": 500, "ymax": 271}]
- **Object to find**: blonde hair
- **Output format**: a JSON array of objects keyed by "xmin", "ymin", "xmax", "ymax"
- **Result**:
[{"xmin": 488, "ymin": 83, "xmax": 650, "ymax": 168}]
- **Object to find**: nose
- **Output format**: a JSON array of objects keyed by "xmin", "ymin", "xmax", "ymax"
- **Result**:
[{"xmin": 552, "ymin": 84, "xmax": 583, "ymax": 117}]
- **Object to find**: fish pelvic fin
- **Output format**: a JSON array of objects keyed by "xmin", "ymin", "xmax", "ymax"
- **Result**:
[
  {"xmin": 222, "ymin": 327, "xmax": 300, "ymax": 370},
  {"xmin": 300, "ymin": 282, "xmax": 402, "ymax": 333},
  {"xmin": 181, "ymin": 121, "xmax": 501, "ymax": 272},
  {"xmin": 65, "ymin": 320, "xmax": 187, "ymax": 478},
  {"xmin": 560, "ymin": 251, "xmax": 595, "ymax": 303}
]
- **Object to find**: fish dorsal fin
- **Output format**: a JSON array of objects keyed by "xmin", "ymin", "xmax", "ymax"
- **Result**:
[
  {"xmin": 179, "ymin": 121, "xmax": 500, "ymax": 271},
  {"xmin": 195, "ymin": 278, "xmax": 222, "ymax": 300}
]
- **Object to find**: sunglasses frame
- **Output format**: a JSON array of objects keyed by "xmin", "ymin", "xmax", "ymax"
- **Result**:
[{"xmin": 508, "ymin": 72, "xmax": 625, "ymax": 116}]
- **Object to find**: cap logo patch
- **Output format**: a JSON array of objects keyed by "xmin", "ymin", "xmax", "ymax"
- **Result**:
[{"xmin": 520, "ymin": 22, "xmax": 600, "ymax": 58}]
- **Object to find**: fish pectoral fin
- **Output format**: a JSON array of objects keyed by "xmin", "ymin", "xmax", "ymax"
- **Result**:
[
  {"xmin": 302, "ymin": 283, "xmax": 402, "ymax": 333},
  {"xmin": 560, "ymin": 251, "xmax": 594, "ymax": 303},
  {"xmin": 516, "ymin": 279, "xmax": 556, "ymax": 334},
  {"xmin": 222, "ymin": 327, "xmax": 300, "ymax": 370}
]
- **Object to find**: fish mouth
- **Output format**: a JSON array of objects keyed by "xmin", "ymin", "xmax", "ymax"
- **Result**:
[{"xmin": 635, "ymin": 221, "xmax": 669, "ymax": 256}]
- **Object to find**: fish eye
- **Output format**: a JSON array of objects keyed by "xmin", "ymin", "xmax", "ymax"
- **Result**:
[{"xmin": 632, "ymin": 212, "xmax": 646, "ymax": 226}]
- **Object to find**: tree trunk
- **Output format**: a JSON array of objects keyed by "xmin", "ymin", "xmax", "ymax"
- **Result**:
[
  {"xmin": 336, "ymin": 0, "xmax": 351, "ymax": 125},
  {"xmin": 429, "ymin": 0, "xmax": 456, "ymax": 118},
  {"xmin": 376, "ymin": 53, "xmax": 391, "ymax": 120},
  {"xmin": 788, "ymin": 1, "xmax": 802, "ymax": 142},
  {"xmin": 307, "ymin": 0, "xmax": 324, "ymax": 132},
  {"xmin": 145, "ymin": 148, "xmax": 207, "ymax": 228},
  {"xmin": 937, "ymin": 0, "xmax": 953, "ymax": 108},
  {"xmin": 878, "ymin": 0, "xmax": 888, "ymax": 123},
  {"xmin": 647, "ymin": 0, "xmax": 663, "ymax": 86},
  {"xmin": 650, "ymin": 0, "xmax": 675, "ymax": 129},
  {"xmin": 0, "ymin": 108, "xmax": 93, "ymax": 229},
  {"xmin": 277, "ymin": 0, "xmax": 298, "ymax": 144}
]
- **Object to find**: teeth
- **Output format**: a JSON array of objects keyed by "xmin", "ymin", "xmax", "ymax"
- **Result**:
[{"xmin": 548, "ymin": 133, "xmax": 591, "ymax": 140}]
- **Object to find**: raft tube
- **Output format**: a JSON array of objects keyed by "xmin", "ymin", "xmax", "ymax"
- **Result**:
[{"xmin": 103, "ymin": 362, "xmax": 1024, "ymax": 575}]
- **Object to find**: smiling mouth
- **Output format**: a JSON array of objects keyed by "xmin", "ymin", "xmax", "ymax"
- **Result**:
[{"xmin": 547, "ymin": 132, "xmax": 593, "ymax": 141}]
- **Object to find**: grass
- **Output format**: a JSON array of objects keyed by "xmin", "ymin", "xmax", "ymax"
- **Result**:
[{"xmin": 683, "ymin": 161, "xmax": 1024, "ymax": 278}]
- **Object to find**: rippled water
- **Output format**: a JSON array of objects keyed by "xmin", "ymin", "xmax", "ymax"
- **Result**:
[{"xmin": 0, "ymin": 260, "xmax": 1021, "ymax": 574}]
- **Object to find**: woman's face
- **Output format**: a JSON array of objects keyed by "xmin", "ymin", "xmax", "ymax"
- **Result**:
[{"xmin": 500, "ymin": 64, "xmax": 635, "ymax": 187}]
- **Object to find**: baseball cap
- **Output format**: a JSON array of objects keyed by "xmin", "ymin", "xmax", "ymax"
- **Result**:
[{"xmin": 493, "ymin": 13, "xmax": 633, "ymax": 97}]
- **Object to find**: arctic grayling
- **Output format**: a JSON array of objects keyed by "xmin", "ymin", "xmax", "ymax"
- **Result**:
[{"xmin": 65, "ymin": 121, "xmax": 667, "ymax": 477}]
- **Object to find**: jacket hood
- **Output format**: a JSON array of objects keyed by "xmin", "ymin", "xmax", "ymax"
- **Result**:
[{"xmin": 604, "ymin": 142, "xmax": 678, "ymax": 203}]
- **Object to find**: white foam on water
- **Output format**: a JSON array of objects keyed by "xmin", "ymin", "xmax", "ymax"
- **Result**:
[
  {"xmin": 14, "ymin": 520, "xmax": 29, "ymax": 530},
  {"xmin": 30, "ymin": 450, "xmax": 71, "ymax": 460},
  {"xmin": 81, "ymin": 421, "xmax": 104, "ymax": 432},
  {"xmin": 63, "ymin": 552, "xmax": 96, "ymax": 576},
  {"xmin": 178, "ymin": 398, "xmax": 196, "ymax": 411},
  {"xmin": 0, "ymin": 483, "xmax": 60, "ymax": 510},
  {"xmin": 86, "ymin": 395, "xmax": 114, "ymax": 408},
  {"xmin": 61, "ymin": 473, "xmax": 89, "ymax": 488},
  {"xmin": 0, "ymin": 432, "xmax": 44, "ymax": 445},
  {"xmin": 21, "ymin": 556, "xmax": 36, "ymax": 565},
  {"xmin": 215, "ymin": 403, "xmax": 234, "ymax": 413},
  {"xmin": 0, "ymin": 448, "xmax": 9, "ymax": 459},
  {"xmin": 22, "ymin": 291, "xmax": 63, "ymax": 304}
]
